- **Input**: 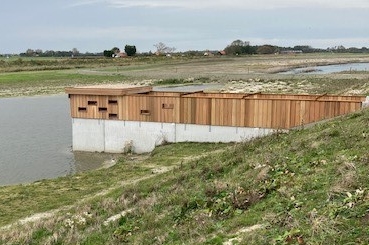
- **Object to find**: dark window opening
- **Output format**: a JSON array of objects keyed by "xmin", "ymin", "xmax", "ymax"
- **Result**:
[
  {"xmin": 109, "ymin": 113, "xmax": 118, "ymax": 119},
  {"xmin": 162, "ymin": 103, "xmax": 174, "ymax": 109},
  {"xmin": 140, "ymin": 109, "xmax": 150, "ymax": 115},
  {"xmin": 88, "ymin": 101, "xmax": 97, "ymax": 105},
  {"xmin": 99, "ymin": 107, "xmax": 107, "ymax": 112},
  {"xmin": 78, "ymin": 107, "xmax": 87, "ymax": 112},
  {"xmin": 108, "ymin": 100, "xmax": 118, "ymax": 104}
]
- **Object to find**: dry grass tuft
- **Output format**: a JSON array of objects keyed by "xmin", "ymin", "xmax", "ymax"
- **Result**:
[{"xmin": 331, "ymin": 156, "xmax": 359, "ymax": 192}]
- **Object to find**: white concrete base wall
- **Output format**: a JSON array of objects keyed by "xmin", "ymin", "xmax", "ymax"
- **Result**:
[
  {"xmin": 175, "ymin": 124, "xmax": 273, "ymax": 143},
  {"xmin": 72, "ymin": 119, "xmax": 275, "ymax": 153},
  {"xmin": 363, "ymin": 96, "xmax": 369, "ymax": 108},
  {"xmin": 72, "ymin": 119, "xmax": 105, "ymax": 152},
  {"xmin": 104, "ymin": 121, "xmax": 176, "ymax": 153}
]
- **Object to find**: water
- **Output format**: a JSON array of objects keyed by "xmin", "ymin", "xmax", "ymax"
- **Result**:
[
  {"xmin": 0, "ymin": 95, "xmax": 115, "ymax": 186},
  {"xmin": 281, "ymin": 62, "xmax": 369, "ymax": 75}
]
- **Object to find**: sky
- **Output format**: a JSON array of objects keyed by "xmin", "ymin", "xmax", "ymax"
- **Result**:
[{"xmin": 1, "ymin": 0, "xmax": 369, "ymax": 54}]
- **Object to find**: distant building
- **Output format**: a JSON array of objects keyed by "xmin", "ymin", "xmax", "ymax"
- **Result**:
[
  {"xmin": 115, "ymin": 52, "xmax": 127, "ymax": 58},
  {"xmin": 280, "ymin": 50, "xmax": 303, "ymax": 55},
  {"xmin": 204, "ymin": 51, "xmax": 215, "ymax": 56}
]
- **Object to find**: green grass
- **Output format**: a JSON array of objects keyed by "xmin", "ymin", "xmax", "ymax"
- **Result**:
[
  {"xmin": 0, "ymin": 70, "xmax": 130, "ymax": 97},
  {"xmin": 0, "ymin": 70, "xmax": 126, "ymax": 85},
  {"xmin": 0, "ymin": 142, "xmax": 227, "ymax": 227},
  {"xmin": 1, "ymin": 54, "xmax": 369, "ymax": 97},
  {"xmin": 1, "ymin": 108, "xmax": 368, "ymax": 244}
]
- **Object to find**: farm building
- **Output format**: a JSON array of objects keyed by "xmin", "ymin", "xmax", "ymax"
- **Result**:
[{"xmin": 65, "ymin": 85, "xmax": 367, "ymax": 153}]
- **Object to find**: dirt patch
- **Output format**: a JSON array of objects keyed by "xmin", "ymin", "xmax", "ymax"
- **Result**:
[{"xmin": 223, "ymin": 224, "xmax": 265, "ymax": 245}]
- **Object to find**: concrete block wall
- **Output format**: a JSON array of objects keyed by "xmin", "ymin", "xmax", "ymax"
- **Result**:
[
  {"xmin": 363, "ymin": 96, "xmax": 369, "ymax": 108},
  {"xmin": 72, "ymin": 118, "xmax": 275, "ymax": 153}
]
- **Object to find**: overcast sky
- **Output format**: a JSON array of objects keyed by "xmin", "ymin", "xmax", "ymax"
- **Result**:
[{"xmin": 1, "ymin": 0, "xmax": 369, "ymax": 54}]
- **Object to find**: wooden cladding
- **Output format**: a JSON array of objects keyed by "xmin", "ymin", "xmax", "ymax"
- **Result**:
[
  {"xmin": 67, "ymin": 90, "xmax": 365, "ymax": 129},
  {"xmin": 69, "ymin": 95, "xmax": 120, "ymax": 120}
]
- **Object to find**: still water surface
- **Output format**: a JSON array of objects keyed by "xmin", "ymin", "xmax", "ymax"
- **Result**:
[
  {"xmin": 0, "ymin": 95, "xmax": 114, "ymax": 186},
  {"xmin": 281, "ymin": 62, "xmax": 369, "ymax": 74}
]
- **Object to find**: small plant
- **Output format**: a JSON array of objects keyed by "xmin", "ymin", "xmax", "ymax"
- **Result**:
[
  {"xmin": 274, "ymin": 229, "xmax": 305, "ymax": 245},
  {"xmin": 113, "ymin": 215, "xmax": 140, "ymax": 243},
  {"xmin": 63, "ymin": 212, "xmax": 93, "ymax": 230},
  {"xmin": 123, "ymin": 140, "xmax": 133, "ymax": 154}
]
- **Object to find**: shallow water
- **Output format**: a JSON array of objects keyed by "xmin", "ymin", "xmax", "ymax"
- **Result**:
[
  {"xmin": 0, "ymin": 95, "xmax": 115, "ymax": 186},
  {"xmin": 281, "ymin": 62, "xmax": 369, "ymax": 74}
]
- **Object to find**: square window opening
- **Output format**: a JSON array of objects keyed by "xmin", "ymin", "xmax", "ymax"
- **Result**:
[{"xmin": 88, "ymin": 101, "xmax": 97, "ymax": 105}]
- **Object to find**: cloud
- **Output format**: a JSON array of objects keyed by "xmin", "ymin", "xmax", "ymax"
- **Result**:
[
  {"xmin": 16, "ymin": 25, "xmax": 175, "ymax": 41},
  {"xmin": 72, "ymin": 0, "xmax": 369, "ymax": 9},
  {"xmin": 247, "ymin": 37, "xmax": 369, "ymax": 49},
  {"xmin": 67, "ymin": 0, "xmax": 102, "ymax": 8}
]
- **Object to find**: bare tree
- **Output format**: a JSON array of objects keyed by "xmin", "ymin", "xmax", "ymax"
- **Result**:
[
  {"xmin": 154, "ymin": 42, "xmax": 176, "ymax": 54},
  {"xmin": 72, "ymin": 48, "xmax": 79, "ymax": 55}
]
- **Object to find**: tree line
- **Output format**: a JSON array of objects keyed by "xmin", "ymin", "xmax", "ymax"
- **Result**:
[
  {"xmin": 223, "ymin": 40, "xmax": 369, "ymax": 55},
  {"xmin": 7, "ymin": 40, "xmax": 369, "ymax": 58}
]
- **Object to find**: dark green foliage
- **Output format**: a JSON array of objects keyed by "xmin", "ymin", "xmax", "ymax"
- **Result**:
[
  {"xmin": 124, "ymin": 45, "xmax": 137, "ymax": 56},
  {"xmin": 224, "ymin": 39, "xmax": 257, "ymax": 55},
  {"xmin": 103, "ymin": 50, "xmax": 114, "ymax": 57}
]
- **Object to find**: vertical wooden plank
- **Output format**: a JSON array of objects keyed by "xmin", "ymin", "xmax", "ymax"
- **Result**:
[
  {"xmin": 243, "ymin": 100, "xmax": 249, "ymax": 126},
  {"xmin": 239, "ymin": 99, "xmax": 245, "ymax": 127},
  {"xmin": 266, "ymin": 99, "xmax": 272, "ymax": 128},
  {"xmin": 252, "ymin": 99, "xmax": 257, "ymax": 127},
  {"xmin": 300, "ymin": 101, "xmax": 306, "ymax": 126},
  {"xmin": 290, "ymin": 100, "xmax": 296, "ymax": 127},
  {"xmin": 191, "ymin": 98, "xmax": 196, "ymax": 124},
  {"xmin": 284, "ymin": 100, "xmax": 291, "ymax": 129},
  {"xmin": 232, "ymin": 99, "xmax": 238, "ymax": 126}
]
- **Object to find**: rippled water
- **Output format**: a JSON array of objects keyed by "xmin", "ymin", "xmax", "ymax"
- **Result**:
[{"xmin": 0, "ymin": 95, "xmax": 115, "ymax": 186}]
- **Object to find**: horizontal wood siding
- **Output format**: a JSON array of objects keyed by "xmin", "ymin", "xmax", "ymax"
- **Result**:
[{"xmin": 68, "ymin": 91, "xmax": 365, "ymax": 129}]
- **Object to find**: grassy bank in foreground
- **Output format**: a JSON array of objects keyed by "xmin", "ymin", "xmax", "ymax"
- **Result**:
[{"xmin": 1, "ymin": 108, "xmax": 368, "ymax": 244}]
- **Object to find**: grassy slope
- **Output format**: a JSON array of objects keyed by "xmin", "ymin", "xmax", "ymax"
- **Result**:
[{"xmin": 1, "ymin": 108, "xmax": 368, "ymax": 244}]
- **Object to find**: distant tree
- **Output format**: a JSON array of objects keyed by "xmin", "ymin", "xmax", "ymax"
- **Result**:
[
  {"xmin": 72, "ymin": 48, "xmax": 80, "ymax": 56},
  {"xmin": 256, "ymin": 45, "xmax": 278, "ymax": 54},
  {"xmin": 293, "ymin": 45, "xmax": 314, "ymax": 53},
  {"xmin": 230, "ymin": 39, "xmax": 250, "ymax": 47},
  {"xmin": 111, "ymin": 47, "xmax": 120, "ymax": 55},
  {"xmin": 124, "ymin": 45, "xmax": 137, "ymax": 56},
  {"xmin": 103, "ymin": 50, "xmax": 114, "ymax": 57},
  {"xmin": 103, "ymin": 47, "xmax": 121, "ymax": 58},
  {"xmin": 43, "ymin": 50, "xmax": 56, "ymax": 57},
  {"xmin": 26, "ymin": 49, "xmax": 34, "ymax": 56},
  {"xmin": 154, "ymin": 42, "xmax": 176, "ymax": 54},
  {"xmin": 35, "ymin": 49, "xmax": 43, "ymax": 55},
  {"xmin": 224, "ymin": 39, "xmax": 255, "ymax": 55}
]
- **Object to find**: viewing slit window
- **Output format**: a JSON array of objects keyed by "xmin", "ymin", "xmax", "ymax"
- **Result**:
[
  {"xmin": 78, "ymin": 107, "xmax": 87, "ymax": 112},
  {"xmin": 108, "ymin": 100, "xmax": 118, "ymax": 104},
  {"xmin": 162, "ymin": 103, "xmax": 174, "ymax": 109},
  {"xmin": 140, "ymin": 109, "xmax": 150, "ymax": 115},
  {"xmin": 109, "ymin": 113, "xmax": 118, "ymax": 119},
  {"xmin": 99, "ymin": 107, "xmax": 107, "ymax": 112},
  {"xmin": 88, "ymin": 101, "xmax": 97, "ymax": 105}
]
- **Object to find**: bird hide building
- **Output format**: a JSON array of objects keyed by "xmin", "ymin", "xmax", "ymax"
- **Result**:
[{"xmin": 65, "ymin": 85, "xmax": 367, "ymax": 153}]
